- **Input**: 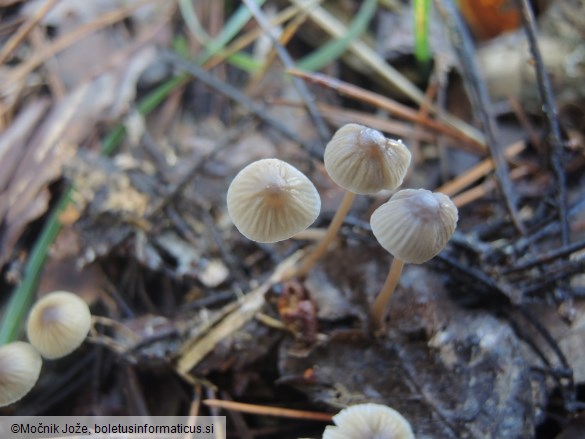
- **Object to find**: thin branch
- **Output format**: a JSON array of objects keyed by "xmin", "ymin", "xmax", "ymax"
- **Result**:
[
  {"xmin": 505, "ymin": 310, "xmax": 573, "ymax": 411},
  {"xmin": 434, "ymin": 0, "xmax": 525, "ymax": 234},
  {"xmin": 521, "ymin": 259, "xmax": 585, "ymax": 296},
  {"xmin": 3, "ymin": 0, "xmax": 157, "ymax": 88},
  {"xmin": 515, "ymin": 0, "xmax": 569, "ymax": 245},
  {"xmin": 503, "ymin": 238, "xmax": 585, "ymax": 274},
  {"xmin": 164, "ymin": 51, "xmax": 319, "ymax": 157},
  {"xmin": 516, "ymin": 306, "xmax": 576, "ymax": 411},
  {"xmin": 0, "ymin": 0, "xmax": 60, "ymax": 64},
  {"xmin": 241, "ymin": 0, "xmax": 331, "ymax": 144},
  {"xmin": 288, "ymin": 68, "xmax": 485, "ymax": 152},
  {"xmin": 512, "ymin": 197, "xmax": 585, "ymax": 254},
  {"xmin": 435, "ymin": 253, "xmax": 517, "ymax": 306},
  {"xmin": 203, "ymin": 399, "xmax": 332, "ymax": 422}
]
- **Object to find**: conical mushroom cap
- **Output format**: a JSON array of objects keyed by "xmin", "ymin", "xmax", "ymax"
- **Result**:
[
  {"xmin": 227, "ymin": 159, "xmax": 321, "ymax": 243},
  {"xmin": 27, "ymin": 291, "xmax": 92, "ymax": 359},
  {"xmin": 0, "ymin": 342, "xmax": 42, "ymax": 407},
  {"xmin": 370, "ymin": 189, "xmax": 458, "ymax": 264},
  {"xmin": 323, "ymin": 403, "xmax": 415, "ymax": 439},
  {"xmin": 324, "ymin": 124, "xmax": 411, "ymax": 194}
]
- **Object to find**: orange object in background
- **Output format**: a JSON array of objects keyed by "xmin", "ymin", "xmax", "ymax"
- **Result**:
[{"xmin": 459, "ymin": 0, "xmax": 521, "ymax": 40}]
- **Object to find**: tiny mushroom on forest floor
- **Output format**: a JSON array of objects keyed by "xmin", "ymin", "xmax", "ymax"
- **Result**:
[
  {"xmin": 370, "ymin": 188, "xmax": 458, "ymax": 329},
  {"xmin": 227, "ymin": 158, "xmax": 321, "ymax": 243},
  {"xmin": 0, "ymin": 341, "xmax": 42, "ymax": 407},
  {"xmin": 296, "ymin": 123, "xmax": 411, "ymax": 278},
  {"xmin": 26, "ymin": 291, "xmax": 92, "ymax": 359},
  {"xmin": 322, "ymin": 403, "xmax": 415, "ymax": 439}
]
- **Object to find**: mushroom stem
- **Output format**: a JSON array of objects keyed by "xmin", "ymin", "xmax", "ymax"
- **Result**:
[
  {"xmin": 296, "ymin": 190, "xmax": 356, "ymax": 278},
  {"xmin": 371, "ymin": 257, "xmax": 405, "ymax": 329}
]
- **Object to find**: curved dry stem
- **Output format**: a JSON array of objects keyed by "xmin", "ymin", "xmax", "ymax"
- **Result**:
[
  {"xmin": 296, "ymin": 190, "xmax": 356, "ymax": 278},
  {"xmin": 371, "ymin": 257, "xmax": 405, "ymax": 330}
]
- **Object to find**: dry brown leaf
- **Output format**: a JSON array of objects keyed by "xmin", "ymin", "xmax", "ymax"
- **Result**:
[
  {"xmin": 0, "ymin": 98, "xmax": 50, "ymax": 191},
  {"xmin": 0, "ymin": 46, "xmax": 156, "ymax": 268},
  {"xmin": 280, "ymin": 266, "xmax": 539, "ymax": 439}
]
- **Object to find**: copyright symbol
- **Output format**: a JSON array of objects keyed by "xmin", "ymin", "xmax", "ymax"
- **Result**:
[{"xmin": 11, "ymin": 424, "xmax": 19, "ymax": 433}]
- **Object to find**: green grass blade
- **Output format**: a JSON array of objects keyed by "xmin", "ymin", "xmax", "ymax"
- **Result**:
[
  {"xmin": 414, "ymin": 0, "xmax": 431, "ymax": 65},
  {"xmin": 0, "ymin": 188, "xmax": 72, "ymax": 345},
  {"xmin": 195, "ymin": 0, "xmax": 267, "ymax": 65},
  {"xmin": 226, "ymin": 52, "xmax": 261, "ymax": 72},
  {"xmin": 179, "ymin": 0, "xmax": 211, "ymax": 46},
  {"xmin": 296, "ymin": 0, "xmax": 377, "ymax": 71}
]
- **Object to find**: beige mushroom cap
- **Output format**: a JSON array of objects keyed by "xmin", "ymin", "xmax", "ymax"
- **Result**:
[
  {"xmin": 324, "ymin": 124, "xmax": 411, "ymax": 195},
  {"xmin": 370, "ymin": 189, "xmax": 458, "ymax": 264},
  {"xmin": 323, "ymin": 403, "xmax": 415, "ymax": 439},
  {"xmin": 27, "ymin": 291, "xmax": 92, "ymax": 359},
  {"xmin": 0, "ymin": 342, "xmax": 42, "ymax": 407},
  {"xmin": 227, "ymin": 158, "xmax": 321, "ymax": 243}
]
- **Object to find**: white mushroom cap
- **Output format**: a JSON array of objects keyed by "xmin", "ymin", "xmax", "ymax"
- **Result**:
[
  {"xmin": 370, "ymin": 189, "xmax": 458, "ymax": 264},
  {"xmin": 0, "ymin": 342, "xmax": 42, "ymax": 407},
  {"xmin": 324, "ymin": 124, "xmax": 411, "ymax": 195},
  {"xmin": 26, "ymin": 291, "xmax": 92, "ymax": 359},
  {"xmin": 226, "ymin": 158, "xmax": 321, "ymax": 243},
  {"xmin": 323, "ymin": 403, "xmax": 415, "ymax": 439}
]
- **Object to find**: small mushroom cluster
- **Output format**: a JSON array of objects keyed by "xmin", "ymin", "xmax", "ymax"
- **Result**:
[
  {"xmin": 226, "ymin": 123, "xmax": 458, "ymax": 330},
  {"xmin": 0, "ymin": 291, "xmax": 91, "ymax": 407}
]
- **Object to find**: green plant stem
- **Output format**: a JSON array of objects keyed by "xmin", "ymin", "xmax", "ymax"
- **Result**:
[
  {"xmin": 297, "ymin": 0, "xmax": 377, "ymax": 71},
  {"xmin": 296, "ymin": 190, "xmax": 356, "ymax": 278},
  {"xmin": 371, "ymin": 257, "xmax": 405, "ymax": 330},
  {"xmin": 0, "ymin": 188, "xmax": 72, "ymax": 345},
  {"xmin": 414, "ymin": 0, "xmax": 431, "ymax": 66},
  {"xmin": 195, "ymin": 0, "xmax": 267, "ymax": 66}
]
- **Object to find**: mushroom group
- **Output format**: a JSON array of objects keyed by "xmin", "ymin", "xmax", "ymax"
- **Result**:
[
  {"xmin": 225, "ymin": 123, "xmax": 458, "ymax": 332},
  {"xmin": 0, "ymin": 290, "xmax": 92, "ymax": 407}
]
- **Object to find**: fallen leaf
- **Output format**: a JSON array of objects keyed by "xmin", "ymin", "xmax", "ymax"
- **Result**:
[{"xmin": 279, "ymin": 266, "xmax": 540, "ymax": 439}]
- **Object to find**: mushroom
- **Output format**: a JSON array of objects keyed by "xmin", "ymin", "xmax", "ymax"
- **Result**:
[
  {"xmin": 296, "ymin": 124, "xmax": 411, "ymax": 278},
  {"xmin": 227, "ymin": 158, "xmax": 321, "ymax": 243},
  {"xmin": 370, "ymin": 189, "xmax": 458, "ymax": 329},
  {"xmin": 0, "ymin": 341, "xmax": 42, "ymax": 407},
  {"xmin": 26, "ymin": 291, "xmax": 92, "ymax": 359},
  {"xmin": 323, "ymin": 403, "xmax": 415, "ymax": 439}
]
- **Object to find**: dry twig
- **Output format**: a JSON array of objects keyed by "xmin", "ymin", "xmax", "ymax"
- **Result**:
[
  {"xmin": 434, "ymin": 0, "xmax": 525, "ymax": 234},
  {"xmin": 241, "ymin": 0, "xmax": 331, "ymax": 143},
  {"xmin": 515, "ymin": 0, "xmax": 569, "ymax": 245},
  {"xmin": 165, "ymin": 52, "xmax": 320, "ymax": 157},
  {"xmin": 288, "ymin": 68, "xmax": 485, "ymax": 152},
  {"xmin": 203, "ymin": 399, "xmax": 332, "ymax": 422}
]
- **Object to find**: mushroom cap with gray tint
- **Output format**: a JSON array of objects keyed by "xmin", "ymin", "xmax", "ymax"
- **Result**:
[
  {"xmin": 227, "ymin": 158, "xmax": 321, "ymax": 243},
  {"xmin": 370, "ymin": 188, "xmax": 458, "ymax": 264},
  {"xmin": 323, "ymin": 403, "xmax": 415, "ymax": 439},
  {"xmin": 27, "ymin": 291, "xmax": 92, "ymax": 359},
  {"xmin": 0, "ymin": 342, "xmax": 42, "ymax": 407},
  {"xmin": 324, "ymin": 124, "xmax": 411, "ymax": 195}
]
